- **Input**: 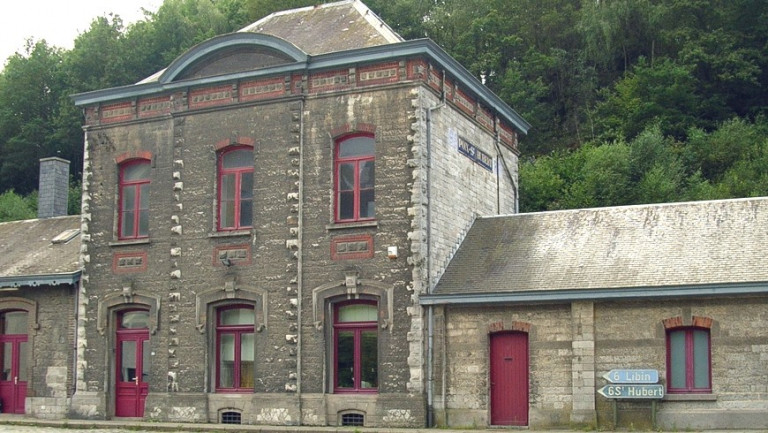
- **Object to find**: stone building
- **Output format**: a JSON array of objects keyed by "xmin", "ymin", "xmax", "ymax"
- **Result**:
[
  {"xmin": 422, "ymin": 198, "xmax": 768, "ymax": 429},
  {"xmin": 0, "ymin": 157, "xmax": 81, "ymax": 418},
  {"xmin": 70, "ymin": 0, "xmax": 527, "ymax": 427}
]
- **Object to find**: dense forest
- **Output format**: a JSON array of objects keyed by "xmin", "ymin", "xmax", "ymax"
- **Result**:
[{"xmin": 1, "ymin": 0, "xmax": 766, "ymax": 221}]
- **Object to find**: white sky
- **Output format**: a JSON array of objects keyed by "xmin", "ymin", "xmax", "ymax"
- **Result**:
[{"xmin": 1, "ymin": 0, "xmax": 162, "ymax": 66}]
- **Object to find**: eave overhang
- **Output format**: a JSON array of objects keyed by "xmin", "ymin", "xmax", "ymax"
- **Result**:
[
  {"xmin": 71, "ymin": 38, "xmax": 530, "ymax": 135},
  {"xmin": 0, "ymin": 271, "xmax": 81, "ymax": 289},
  {"xmin": 420, "ymin": 280, "xmax": 768, "ymax": 306}
]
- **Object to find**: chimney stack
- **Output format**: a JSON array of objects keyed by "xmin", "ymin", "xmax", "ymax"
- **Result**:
[{"xmin": 38, "ymin": 157, "xmax": 70, "ymax": 219}]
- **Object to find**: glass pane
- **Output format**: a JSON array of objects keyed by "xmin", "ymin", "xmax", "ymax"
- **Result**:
[
  {"xmin": 240, "ymin": 333, "xmax": 255, "ymax": 388},
  {"xmin": 360, "ymin": 330, "xmax": 378, "ymax": 388},
  {"xmin": 693, "ymin": 330, "xmax": 710, "ymax": 388},
  {"xmin": 3, "ymin": 311, "xmax": 27, "ymax": 334},
  {"xmin": 241, "ymin": 172, "xmax": 253, "ymax": 199},
  {"xmin": 338, "ymin": 304, "xmax": 378, "ymax": 322},
  {"xmin": 17, "ymin": 342, "xmax": 27, "ymax": 382},
  {"xmin": 339, "ymin": 192, "xmax": 354, "ymax": 220},
  {"xmin": 221, "ymin": 308, "xmax": 254, "ymax": 326},
  {"xmin": 142, "ymin": 340, "xmax": 150, "ymax": 383},
  {"xmin": 336, "ymin": 331, "xmax": 354, "ymax": 388},
  {"xmin": 1, "ymin": 342, "xmax": 10, "ymax": 380},
  {"xmin": 339, "ymin": 163, "xmax": 354, "ymax": 190},
  {"xmin": 240, "ymin": 199, "xmax": 253, "ymax": 227},
  {"xmin": 121, "ymin": 211, "xmax": 135, "ymax": 237},
  {"xmin": 359, "ymin": 189, "xmax": 375, "ymax": 219},
  {"xmin": 121, "ymin": 341, "xmax": 137, "ymax": 382},
  {"xmin": 220, "ymin": 174, "xmax": 235, "ymax": 200},
  {"xmin": 123, "ymin": 162, "xmax": 150, "ymax": 181},
  {"xmin": 669, "ymin": 330, "xmax": 686, "ymax": 389},
  {"xmin": 222, "ymin": 149, "xmax": 253, "ymax": 169},
  {"xmin": 138, "ymin": 210, "xmax": 149, "ymax": 236},
  {"xmin": 359, "ymin": 160, "xmax": 374, "ymax": 189},
  {"xmin": 122, "ymin": 186, "xmax": 136, "ymax": 213},
  {"xmin": 339, "ymin": 137, "xmax": 374, "ymax": 158},
  {"xmin": 121, "ymin": 311, "xmax": 149, "ymax": 329},
  {"xmin": 219, "ymin": 334, "xmax": 235, "ymax": 388}
]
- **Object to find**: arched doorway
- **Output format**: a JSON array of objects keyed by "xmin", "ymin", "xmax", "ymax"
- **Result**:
[
  {"xmin": 0, "ymin": 310, "xmax": 28, "ymax": 414},
  {"xmin": 115, "ymin": 309, "xmax": 150, "ymax": 417}
]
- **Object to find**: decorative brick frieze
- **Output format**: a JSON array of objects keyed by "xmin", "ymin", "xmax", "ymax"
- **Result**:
[
  {"xmin": 454, "ymin": 88, "xmax": 475, "ymax": 117},
  {"xmin": 476, "ymin": 106, "xmax": 493, "ymax": 131},
  {"xmin": 101, "ymin": 101, "xmax": 134, "ymax": 123},
  {"xmin": 498, "ymin": 122, "xmax": 518, "ymax": 151},
  {"xmin": 309, "ymin": 69, "xmax": 349, "ymax": 93},
  {"xmin": 407, "ymin": 59, "xmax": 428, "ymax": 81},
  {"xmin": 331, "ymin": 234, "xmax": 374, "ymax": 260},
  {"xmin": 112, "ymin": 252, "xmax": 148, "ymax": 274},
  {"xmin": 138, "ymin": 96, "xmax": 172, "ymax": 118},
  {"xmin": 213, "ymin": 245, "xmax": 251, "ymax": 266},
  {"xmin": 357, "ymin": 62, "xmax": 399, "ymax": 86},
  {"xmin": 427, "ymin": 67, "xmax": 442, "ymax": 93},
  {"xmin": 240, "ymin": 77, "xmax": 286, "ymax": 101},
  {"xmin": 189, "ymin": 84, "xmax": 234, "ymax": 109}
]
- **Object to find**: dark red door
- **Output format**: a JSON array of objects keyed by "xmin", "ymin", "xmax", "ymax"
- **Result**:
[
  {"xmin": 490, "ymin": 332, "xmax": 528, "ymax": 425},
  {"xmin": 0, "ymin": 336, "xmax": 27, "ymax": 414},
  {"xmin": 115, "ymin": 311, "xmax": 150, "ymax": 417}
]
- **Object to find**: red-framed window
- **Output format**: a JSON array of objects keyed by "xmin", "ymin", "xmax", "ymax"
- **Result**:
[
  {"xmin": 217, "ymin": 146, "xmax": 253, "ymax": 231},
  {"xmin": 118, "ymin": 159, "xmax": 150, "ymax": 239},
  {"xmin": 333, "ymin": 300, "xmax": 378, "ymax": 393},
  {"xmin": 334, "ymin": 135, "xmax": 375, "ymax": 222},
  {"xmin": 215, "ymin": 305, "xmax": 254, "ymax": 392},
  {"xmin": 666, "ymin": 327, "xmax": 711, "ymax": 393}
]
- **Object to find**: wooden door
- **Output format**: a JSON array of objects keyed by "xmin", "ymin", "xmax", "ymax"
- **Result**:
[
  {"xmin": 490, "ymin": 332, "xmax": 528, "ymax": 425},
  {"xmin": 0, "ymin": 336, "xmax": 27, "ymax": 414},
  {"xmin": 115, "ymin": 311, "xmax": 149, "ymax": 417}
]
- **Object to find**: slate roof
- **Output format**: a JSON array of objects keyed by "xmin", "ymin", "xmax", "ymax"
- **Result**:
[
  {"xmin": 429, "ymin": 198, "xmax": 768, "ymax": 302},
  {"xmin": 239, "ymin": 0, "xmax": 403, "ymax": 55},
  {"xmin": 0, "ymin": 215, "xmax": 81, "ymax": 288}
]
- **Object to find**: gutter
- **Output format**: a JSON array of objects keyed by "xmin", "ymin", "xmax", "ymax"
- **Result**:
[{"xmin": 0, "ymin": 271, "xmax": 82, "ymax": 289}]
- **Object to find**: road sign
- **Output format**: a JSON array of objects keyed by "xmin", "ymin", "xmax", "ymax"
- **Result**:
[
  {"xmin": 603, "ymin": 369, "xmax": 659, "ymax": 384},
  {"xmin": 598, "ymin": 384, "xmax": 664, "ymax": 399}
]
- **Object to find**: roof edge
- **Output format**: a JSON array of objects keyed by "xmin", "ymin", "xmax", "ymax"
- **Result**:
[{"xmin": 0, "ymin": 271, "xmax": 81, "ymax": 289}]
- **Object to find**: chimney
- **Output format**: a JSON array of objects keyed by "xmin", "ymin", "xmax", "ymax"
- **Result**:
[{"xmin": 38, "ymin": 157, "xmax": 70, "ymax": 218}]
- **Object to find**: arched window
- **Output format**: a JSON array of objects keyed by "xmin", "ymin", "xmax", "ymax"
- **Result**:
[
  {"xmin": 666, "ymin": 327, "xmax": 711, "ymax": 393},
  {"xmin": 333, "ymin": 300, "xmax": 378, "ymax": 393},
  {"xmin": 119, "ymin": 159, "xmax": 151, "ymax": 239},
  {"xmin": 216, "ymin": 305, "xmax": 254, "ymax": 392},
  {"xmin": 217, "ymin": 146, "xmax": 253, "ymax": 231},
  {"xmin": 334, "ymin": 135, "xmax": 375, "ymax": 222}
]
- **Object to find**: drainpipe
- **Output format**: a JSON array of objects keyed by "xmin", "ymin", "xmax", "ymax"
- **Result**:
[
  {"xmin": 425, "ymin": 85, "xmax": 445, "ymax": 427},
  {"xmin": 297, "ymin": 97, "xmax": 305, "ymax": 422}
]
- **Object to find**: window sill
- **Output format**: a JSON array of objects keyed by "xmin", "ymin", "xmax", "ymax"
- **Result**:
[
  {"xmin": 109, "ymin": 238, "xmax": 151, "ymax": 247},
  {"xmin": 663, "ymin": 393, "xmax": 717, "ymax": 401},
  {"xmin": 209, "ymin": 229, "xmax": 252, "ymax": 238},
  {"xmin": 326, "ymin": 220, "xmax": 378, "ymax": 231}
]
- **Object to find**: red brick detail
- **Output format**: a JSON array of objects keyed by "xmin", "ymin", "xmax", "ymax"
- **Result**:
[
  {"xmin": 213, "ymin": 244, "xmax": 252, "ymax": 267},
  {"xmin": 444, "ymin": 81, "xmax": 454, "ymax": 101},
  {"xmin": 489, "ymin": 320, "xmax": 531, "ymax": 333},
  {"xmin": 330, "ymin": 123, "xmax": 376, "ymax": 139},
  {"xmin": 454, "ymin": 88, "xmax": 475, "ymax": 116},
  {"xmin": 214, "ymin": 137, "xmax": 255, "ymax": 151},
  {"xmin": 663, "ymin": 316, "xmax": 683, "ymax": 329},
  {"xmin": 113, "ymin": 252, "xmax": 148, "ymax": 274},
  {"xmin": 331, "ymin": 234, "xmax": 374, "ymax": 260},
  {"xmin": 290, "ymin": 74, "xmax": 304, "ymax": 95},
  {"xmin": 407, "ymin": 59, "xmax": 428, "ymax": 81},
  {"xmin": 427, "ymin": 68, "xmax": 442, "ymax": 92},
  {"xmin": 189, "ymin": 84, "xmax": 234, "ymax": 109},
  {"xmin": 101, "ymin": 101, "xmax": 134, "ymax": 123},
  {"xmin": 115, "ymin": 151, "xmax": 154, "ymax": 165},
  {"xmin": 309, "ymin": 69, "xmax": 349, "ymax": 93},
  {"xmin": 357, "ymin": 62, "xmax": 400, "ymax": 86},
  {"xmin": 498, "ymin": 122, "xmax": 518, "ymax": 150},
  {"xmin": 692, "ymin": 316, "xmax": 713, "ymax": 329},
  {"xmin": 138, "ymin": 96, "xmax": 172, "ymax": 118},
  {"xmin": 240, "ymin": 77, "xmax": 285, "ymax": 102},
  {"xmin": 477, "ymin": 106, "xmax": 494, "ymax": 130}
]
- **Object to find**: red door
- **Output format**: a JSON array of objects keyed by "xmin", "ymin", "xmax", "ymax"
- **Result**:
[
  {"xmin": 115, "ymin": 310, "xmax": 150, "ymax": 417},
  {"xmin": 490, "ymin": 332, "xmax": 528, "ymax": 425},
  {"xmin": 0, "ymin": 311, "xmax": 28, "ymax": 414}
]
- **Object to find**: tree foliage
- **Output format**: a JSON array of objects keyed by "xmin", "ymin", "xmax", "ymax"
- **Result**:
[{"xmin": 1, "ymin": 0, "xmax": 767, "ymax": 219}]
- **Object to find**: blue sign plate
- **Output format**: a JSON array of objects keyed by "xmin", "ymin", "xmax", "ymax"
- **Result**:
[
  {"xmin": 598, "ymin": 384, "xmax": 664, "ymax": 399},
  {"xmin": 603, "ymin": 369, "xmax": 659, "ymax": 384}
]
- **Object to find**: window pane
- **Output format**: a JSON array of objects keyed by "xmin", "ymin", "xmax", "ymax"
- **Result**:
[
  {"xmin": 138, "ymin": 210, "xmax": 149, "ymax": 236},
  {"xmin": 121, "ymin": 341, "xmax": 137, "ymax": 382},
  {"xmin": 339, "ymin": 137, "xmax": 374, "ymax": 158},
  {"xmin": 3, "ymin": 312, "xmax": 27, "ymax": 334},
  {"xmin": 241, "ymin": 172, "xmax": 253, "ymax": 199},
  {"xmin": 240, "ymin": 333, "xmax": 254, "ymax": 388},
  {"xmin": 360, "ymin": 330, "xmax": 378, "ymax": 388},
  {"xmin": 121, "ymin": 211, "xmax": 135, "ymax": 238},
  {"xmin": 219, "ymin": 334, "xmax": 235, "ymax": 388},
  {"xmin": 693, "ymin": 330, "xmax": 710, "ymax": 389},
  {"xmin": 17, "ymin": 342, "xmax": 27, "ymax": 382},
  {"xmin": 359, "ymin": 160, "xmax": 374, "ymax": 189},
  {"xmin": 359, "ymin": 189, "xmax": 375, "ymax": 219},
  {"xmin": 222, "ymin": 149, "xmax": 253, "ymax": 169},
  {"xmin": 220, "ymin": 174, "xmax": 235, "ymax": 200},
  {"xmin": 123, "ymin": 162, "xmax": 150, "ymax": 181},
  {"xmin": 122, "ymin": 187, "xmax": 136, "ymax": 213},
  {"xmin": 121, "ymin": 311, "xmax": 149, "ymax": 329},
  {"xmin": 338, "ymin": 304, "xmax": 377, "ymax": 322},
  {"xmin": 1, "ymin": 342, "xmax": 10, "ymax": 380},
  {"xmin": 669, "ymin": 330, "xmax": 686, "ymax": 389},
  {"xmin": 339, "ymin": 191, "xmax": 354, "ymax": 220},
  {"xmin": 339, "ymin": 163, "xmax": 354, "ymax": 191},
  {"xmin": 221, "ymin": 308, "xmax": 255, "ymax": 326},
  {"xmin": 240, "ymin": 172, "xmax": 253, "ymax": 227},
  {"xmin": 142, "ymin": 340, "xmax": 150, "ymax": 383},
  {"xmin": 336, "ymin": 331, "xmax": 354, "ymax": 388}
]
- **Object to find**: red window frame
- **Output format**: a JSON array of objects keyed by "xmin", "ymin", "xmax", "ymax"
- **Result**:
[
  {"xmin": 118, "ymin": 159, "xmax": 150, "ymax": 240},
  {"xmin": 217, "ymin": 146, "xmax": 254, "ymax": 231},
  {"xmin": 666, "ymin": 327, "xmax": 711, "ymax": 393},
  {"xmin": 334, "ymin": 134, "xmax": 375, "ymax": 223},
  {"xmin": 333, "ymin": 300, "xmax": 378, "ymax": 393},
  {"xmin": 215, "ymin": 305, "xmax": 254, "ymax": 393}
]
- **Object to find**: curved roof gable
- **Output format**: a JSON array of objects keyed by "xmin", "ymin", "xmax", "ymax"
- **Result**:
[{"xmin": 152, "ymin": 33, "xmax": 307, "ymax": 84}]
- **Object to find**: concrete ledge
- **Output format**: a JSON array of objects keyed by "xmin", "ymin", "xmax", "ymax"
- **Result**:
[{"xmin": 658, "ymin": 408, "xmax": 768, "ymax": 430}]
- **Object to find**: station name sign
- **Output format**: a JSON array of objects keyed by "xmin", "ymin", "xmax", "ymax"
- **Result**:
[{"xmin": 458, "ymin": 136, "xmax": 493, "ymax": 172}]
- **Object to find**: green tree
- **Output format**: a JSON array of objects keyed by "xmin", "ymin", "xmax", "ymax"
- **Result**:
[{"xmin": 0, "ymin": 190, "xmax": 36, "ymax": 222}]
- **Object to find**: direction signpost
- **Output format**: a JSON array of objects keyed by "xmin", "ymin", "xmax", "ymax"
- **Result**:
[{"xmin": 600, "ymin": 369, "xmax": 664, "ymax": 428}]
